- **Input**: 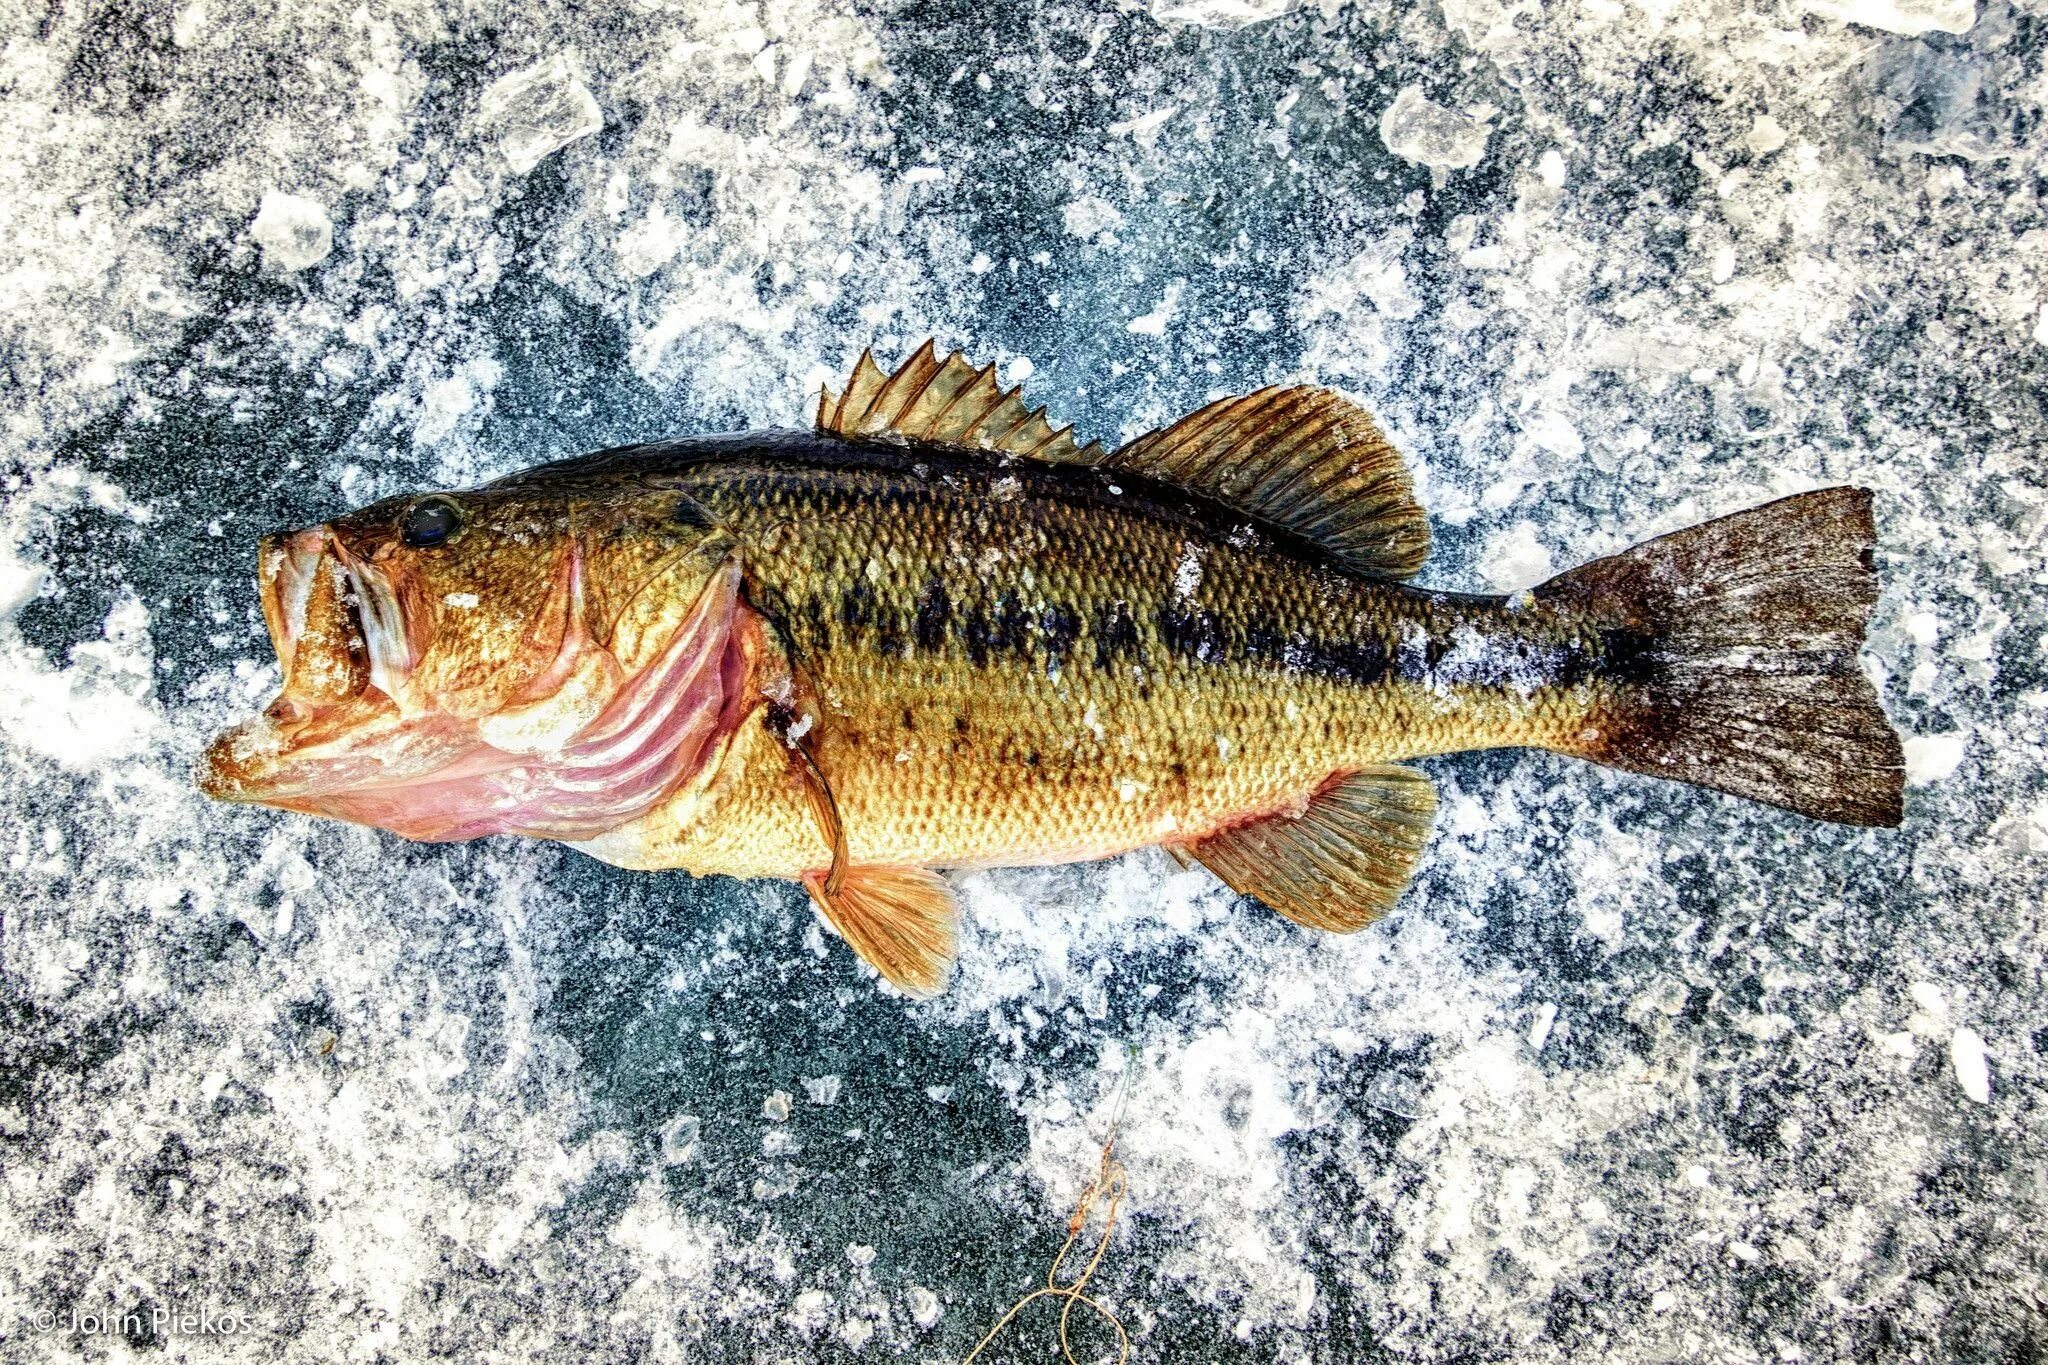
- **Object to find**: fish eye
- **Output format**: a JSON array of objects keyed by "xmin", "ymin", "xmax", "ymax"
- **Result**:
[{"xmin": 401, "ymin": 496, "xmax": 463, "ymax": 549}]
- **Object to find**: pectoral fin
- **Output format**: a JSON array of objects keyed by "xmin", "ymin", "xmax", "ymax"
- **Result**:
[
  {"xmin": 803, "ymin": 866, "xmax": 960, "ymax": 998},
  {"xmin": 767, "ymin": 700, "xmax": 850, "ymax": 894},
  {"xmin": 1179, "ymin": 765, "xmax": 1438, "ymax": 932}
]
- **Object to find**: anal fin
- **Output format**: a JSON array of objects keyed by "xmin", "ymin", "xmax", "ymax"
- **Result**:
[
  {"xmin": 803, "ymin": 866, "xmax": 960, "ymax": 998},
  {"xmin": 1178, "ymin": 766, "xmax": 1437, "ymax": 932}
]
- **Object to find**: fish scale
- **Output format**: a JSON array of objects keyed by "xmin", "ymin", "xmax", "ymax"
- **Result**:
[{"xmin": 585, "ymin": 452, "xmax": 1614, "ymax": 880}]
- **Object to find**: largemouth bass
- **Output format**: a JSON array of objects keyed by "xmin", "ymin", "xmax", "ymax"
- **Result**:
[{"xmin": 201, "ymin": 342, "xmax": 1904, "ymax": 994}]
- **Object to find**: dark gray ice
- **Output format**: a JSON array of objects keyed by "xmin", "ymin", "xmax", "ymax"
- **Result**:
[{"xmin": 1, "ymin": 1, "xmax": 2043, "ymax": 1361}]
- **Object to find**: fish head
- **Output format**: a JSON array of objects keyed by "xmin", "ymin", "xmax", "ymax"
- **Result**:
[{"xmin": 200, "ymin": 482, "xmax": 754, "ymax": 843}]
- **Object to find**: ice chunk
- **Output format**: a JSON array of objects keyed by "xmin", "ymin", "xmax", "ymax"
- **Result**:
[
  {"xmin": 753, "ymin": 1167, "xmax": 800, "ymax": 1200},
  {"xmin": 907, "ymin": 1286, "xmax": 941, "ymax": 1329},
  {"xmin": 801, "ymin": 1074, "xmax": 842, "ymax": 1105},
  {"xmin": 1800, "ymin": 0, "xmax": 1975, "ymax": 34},
  {"xmin": 1149, "ymin": 0, "xmax": 1304, "ymax": 25},
  {"xmin": 1062, "ymin": 195, "xmax": 1124, "ymax": 240},
  {"xmin": 616, "ymin": 204, "xmax": 684, "ymax": 280},
  {"xmin": 659, "ymin": 1114, "xmax": 700, "ymax": 1164},
  {"xmin": 1903, "ymin": 731, "xmax": 1967, "ymax": 785},
  {"xmin": 1480, "ymin": 521, "xmax": 1553, "ymax": 592},
  {"xmin": 171, "ymin": 0, "xmax": 207, "ymax": 48},
  {"xmin": 478, "ymin": 54, "xmax": 603, "ymax": 174},
  {"xmin": 1865, "ymin": 40, "xmax": 2004, "ymax": 160},
  {"xmin": 1362, "ymin": 1071, "xmax": 1424, "ymax": 1119},
  {"xmin": 249, "ymin": 192, "xmax": 333, "ymax": 272},
  {"xmin": 1378, "ymin": 85, "xmax": 1490, "ymax": 171},
  {"xmin": 1746, "ymin": 114, "xmax": 1789, "ymax": 156},
  {"xmin": 1950, "ymin": 1028, "xmax": 1990, "ymax": 1103},
  {"xmin": 762, "ymin": 1089, "xmax": 792, "ymax": 1121}
]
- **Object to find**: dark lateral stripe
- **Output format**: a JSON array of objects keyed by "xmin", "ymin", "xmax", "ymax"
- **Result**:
[
  {"xmin": 1094, "ymin": 602, "xmax": 1141, "ymax": 668},
  {"xmin": 829, "ymin": 580, "xmax": 1656, "ymax": 695},
  {"xmin": 838, "ymin": 579, "xmax": 901, "ymax": 655},
  {"xmin": 1041, "ymin": 604, "xmax": 1080, "ymax": 675},
  {"xmin": 912, "ymin": 581, "xmax": 951, "ymax": 650},
  {"xmin": 1157, "ymin": 604, "xmax": 1225, "ymax": 665},
  {"xmin": 1148, "ymin": 607, "xmax": 1661, "ymax": 694}
]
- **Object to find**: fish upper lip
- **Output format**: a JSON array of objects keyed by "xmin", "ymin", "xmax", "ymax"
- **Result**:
[
  {"xmin": 259, "ymin": 527, "xmax": 329, "ymax": 681},
  {"xmin": 332, "ymin": 540, "xmax": 417, "ymax": 702}
]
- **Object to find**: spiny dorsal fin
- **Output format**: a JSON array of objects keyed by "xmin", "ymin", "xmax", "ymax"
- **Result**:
[
  {"xmin": 818, "ymin": 344, "xmax": 1429, "ymax": 579},
  {"xmin": 803, "ymin": 865, "xmax": 960, "ymax": 998},
  {"xmin": 1106, "ymin": 387, "xmax": 1430, "ymax": 581},
  {"xmin": 817, "ymin": 340, "xmax": 1107, "ymax": 463},
  {"xmin": 1178, "ymin": 765, "xmax": 1437, "ymax": 932}
]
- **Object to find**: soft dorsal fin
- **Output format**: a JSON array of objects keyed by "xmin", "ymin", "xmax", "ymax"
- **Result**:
[
  {"xmin": 816, "ymin": 343, "xmax": 1430, "ymax": 580},
  {"xmin": 1106, "ymin": 387, "xmax": 1429, "ymax": 580},
  {"xmin": 817, "ymin": 339, "xmax": 1107, "ymax": 463},
  {"xmin": 1177, "ymin": 765, "xmax": 1438, "ymax": 932}
]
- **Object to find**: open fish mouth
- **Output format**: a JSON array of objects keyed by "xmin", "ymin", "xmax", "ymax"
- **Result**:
[{"xmin": 202, "ymin": 540, "xmax": 751, "ymax": 844}]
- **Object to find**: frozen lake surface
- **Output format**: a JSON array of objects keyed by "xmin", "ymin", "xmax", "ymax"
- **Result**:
[{"xmin": 2, "ymin": 0, "xmax": 2044, "ymax": 1360}]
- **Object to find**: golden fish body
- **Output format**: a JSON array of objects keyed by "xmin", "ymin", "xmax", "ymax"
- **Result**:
[
  {"xmin": 201, "ymin": 343, "xmax": 1903, "ymax": 995},
  {"xmin": 576, "ymin": 441, "xmax": 1610, "ymax": 881}
]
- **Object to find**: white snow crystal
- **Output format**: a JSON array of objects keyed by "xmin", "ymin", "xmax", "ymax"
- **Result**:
[
  {"xmin": 478, "ymin": 54, "xmax": 604, "ymax": 174},
  {"xmin": 1798, "ymin": 0, "xmax": 1976, "ymax": 32},
  {"xmin": 1950, "ymin": 1028, "xmax": 1991, "ymax": 1103},
  {"xmin": 1127, "ymin": 279, "xmax": 1185, "ymax": 336},
  {"xmin": 1378, "ymin": 85, "xmax": 1491, "ymax": 171},
  {"xmin": 249, "ymin": 192, "xmax": 333, "ymax": 272}
]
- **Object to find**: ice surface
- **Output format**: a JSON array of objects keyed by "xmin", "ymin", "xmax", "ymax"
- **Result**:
[{"xmin": 3, "ymin": 0, "xmax": 2045, "ymax": 1361}]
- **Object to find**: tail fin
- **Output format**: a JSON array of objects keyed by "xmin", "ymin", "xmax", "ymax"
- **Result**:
[{"xmin": 1535, "ymin": 487, "xmax": 1904, "ymax": 827}]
